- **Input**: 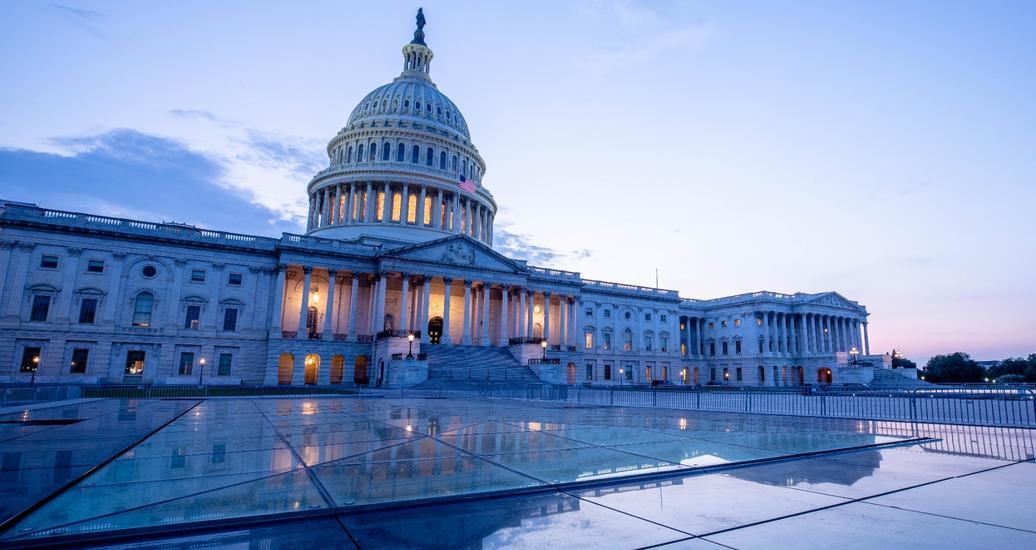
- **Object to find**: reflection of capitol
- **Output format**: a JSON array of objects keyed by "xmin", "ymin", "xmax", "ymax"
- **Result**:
[{"xmin": 0, "ymin": 10, "xmax": 877, "ymax": 389}]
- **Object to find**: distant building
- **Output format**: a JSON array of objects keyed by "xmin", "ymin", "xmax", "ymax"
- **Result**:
[{"xmin": 0, "ymin": 12, "xmax": 873, "ymax": 387}]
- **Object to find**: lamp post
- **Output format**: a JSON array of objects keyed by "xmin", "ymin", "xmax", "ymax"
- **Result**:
[
  {"xmin": 198, "ymin": 357, "xmax": 206, "ymax": 386},
  {"xmin": 541, "ymin": 340, "xmax": 547, "ymax": 360},
  {"xmin": 30, "ymin": 355, "xmax": 40, "ymax": 385},
  {"xmin": 407, "ymin": 332, "xmax": 415, "ymax": 359},
  {"xmin": 619, "ymin": 367, "xmax": 624, "ymax": 386},
  {"xmin": 849, "ymin": 346, "xmax": 859, "ymax": 366}
]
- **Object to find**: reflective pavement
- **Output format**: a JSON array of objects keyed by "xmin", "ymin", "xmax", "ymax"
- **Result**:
[{"xmin": 0, "ymin": 397, "xmax": 1033, "ymax": 548}]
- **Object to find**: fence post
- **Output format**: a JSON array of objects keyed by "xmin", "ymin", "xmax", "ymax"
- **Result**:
[
  {"xmin": 820, "ymin": 393, "xmax": 826, "ymax": 416},
  {"xmin": 696, "ymin": 389, "xmax": 701, "ymax": 410},
  {"xmin": 910, "ymin": 388, "xmax": 918, "ymax": 422},
  {"xmin": 746, "ymin": 390, "xmax": 751, "ymax": 413}
]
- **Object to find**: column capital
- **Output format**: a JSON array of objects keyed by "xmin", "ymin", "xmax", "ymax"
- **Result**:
[
  {"xmin": 275, "ymin": 263, "xmax": 287, "ymax": 272},
  {"xmin": 463, "ymin": 279, "xmax": 473, "ymax": 286},
  {"xmin": 302, "ymin": 266, "xmax": 313, "ymax": 275},
  {"xmin": 327, "ymin": 268, "xmax": 338, "ymax": 277},
  {"xmin": 442, "ymin": 277, "xmax": 453, "ymax": 284}
]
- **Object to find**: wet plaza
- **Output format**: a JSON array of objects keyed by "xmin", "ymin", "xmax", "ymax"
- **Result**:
[{"xmin": 1, "ymin": 396, "xmax": 1034, "ymax": 548}]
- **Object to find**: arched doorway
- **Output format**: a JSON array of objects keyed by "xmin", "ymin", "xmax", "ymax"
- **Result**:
[
  {"xmin": 376, "ymin": 360, "xmax": 385, "ymax": 387},
  {"xmin": 427, "ymin": 316, "xmax": 443, "ymax": 344},
  {"xmin": 330, "ymin": 355, "xmax": 345, "ymax": 385},
  {"xmin": 566, "ymin": 361, "xmax": 576, "ymax": 385},
  {"xmin": 306, "ymin": 307, "xmax": 318, "ymax": 337},
  {"xmin": 353, "ymin": 355, "xmax": 369, "ymax": 385},
  {"xmin": 817, "ymin": 367, "xmax": 832, "ymax": 384},
  {"xmin": 304, "ymin": 354, "xmax": 320, "ymax": 385},
  {"xmin": 681, "ymin": 367, "xmax": 689, "ymax": 385},
  {"xmin": 797, "ymin": 366, "xmax": 805, "ymax": 386},
  {"xmin": 693, "ymin": 367, "xmax": 700, "ymax": 385},
  {"xmin": 277, "ymin": 353, "xmax": 294, "ymax": 385}
]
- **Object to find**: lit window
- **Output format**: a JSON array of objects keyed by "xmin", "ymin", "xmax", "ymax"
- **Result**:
[
  {"xmin": 184, "ymin": 305, "xmax": 201, "ymax": 329},
  {"xmin": 21, "ymin": 347, "xmax": 42, "ymax": 372},
  {"xmin": 86, "ymin": 259, "xmax": 105, "ymax": 273},
  {"xmin": 423, "ymin": 196, "xmax": 432, "ymax": 225},
  {"xmin": 407, "ymin": 194, "xmax": 418, "ymax": 223},
  {"xmin": 584, "ymin": 331, "xmax": 593, "ymax": 349},
  {"xmin": 376, "ymin": 191, "xmax": 386, "ymax": 221},
  {"xmin": 30, "ymin": 295, "xmax": 51, "ymax": 322},
  {"xmin": 228, "ymin": 273, "xmax": 243, "ymax": 286},
  {"xmin": 734, "ymin": 319, "xmax": 741, "ymax": 327},
  {"xmin": 70, "ymin": 348, "xmax": 89, "ymax": 374},
  {"xmin": 721, "ymin": 320, "xmax": 728, "ymax": 328},
  {"xmin": 757, "ymin": 317, "xmax": 763, "ymax": 326},
  {"xmin": 602, "ymin": 332, "xmax": 612, "ymax": 350},
  {"xmin": 39, "ymin": 255, "xmax": 59, "ymax": 269},
  {"xmin": 391, "ymin": 191, "xmax": 402, "ymax": 221},
  {"xmin": 190, "ymin": 269, "xmax": 206, "ymax": 282}
]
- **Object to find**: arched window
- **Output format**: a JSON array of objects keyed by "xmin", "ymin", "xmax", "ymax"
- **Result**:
[
  {"xmin": 132, "ymin": 292, "xmax": 154, "ymax": 327},
  {"xmin": 411, "ymin": 145, "xmax": 420, "ymax": 163},
  {"xmin": 391, "ymin": 191, "xmax": 402, "ymax": 222},
  {"xmin": 452, "ymin": 155, "xmax": 458, "ymax": 172},
  {"xmin": 381, "ymin": 142, "xmax": 390, "ymax": 161},
  {"xmin": 415, "ymin": 101, "xmax": 422, "ymax": 111},
  {"xmin": 396, "ymin": 143, "xmax": 405, "ymax": 162},
  {"xmin": 347, "ymin": 146, "xmax": 353, "ymax": 163},
  {"xmin": 407, "ymin": 194, "xmax": 418, "ymax": 223},
  {"xmin": 623, "ymin": 329, "xmax": 633, "ymax": 352},
  {"xmin": 423, "ymin": 196, "xmax": 432, "ymax": 225},
  {"xmin": 404, "ymin": 99, "xmax": 410, "ymax": 109},
  {"xmin": 369, "ymin": 142, "xmax": 377, "ymax": 161},
  {"xmin": 356, "ymin": 144, "xmax": 364, "ymax": 162},
  {"xmin": 462, "ymin": 159, "xmax": 468, "ymax": 178},
  {"xmin": 425, "ymin": 147, "xmax": 434, "ymax": 166},
  {"xmin": 439, "ymin": 151, "xmax": 447, "ymax": 170},
  {"xmin": 436, "ymin": 106, "xmax": 442, "ymax": 116}
]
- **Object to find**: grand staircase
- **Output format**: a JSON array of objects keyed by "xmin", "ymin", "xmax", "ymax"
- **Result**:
[
  {"xmin": 869, "ymin": 368, "xmax": 932, "ymax": 389},
  {"xmin": 418, "ymin": 344, "xmax": 541, "ymax": 386}
]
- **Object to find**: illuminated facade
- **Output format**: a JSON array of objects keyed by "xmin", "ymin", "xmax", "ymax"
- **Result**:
[{"xmin": 0, "ymin": 12, "xmax": 879, "ymax": 387}]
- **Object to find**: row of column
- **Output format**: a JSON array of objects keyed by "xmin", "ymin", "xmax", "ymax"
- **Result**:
[
  {"xmin": 679, "ymin": 313, "xmax": 870, "ymax": 358},
  {"xmin": 307, "ymin": 181, "xmax": 494, "ymax": 245},
  {"xmin": 270, "ymin": 265, "xmax": 580, "ymax": 348}
]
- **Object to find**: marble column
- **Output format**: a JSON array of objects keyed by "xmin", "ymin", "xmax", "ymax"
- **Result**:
[
  {"xmin": 526, "ymin": 290, "xmax": 534, "ymax": 338},
  {"xmin": 863, "ymin": 321, "xmax": 870, "ymax": 355},
  {"xmin": 401, "ymin": 183, "xmax": 410, "ymax": 224},
  {"xmin": 518, "ymin": 289, "xmax": 527, "ymax": 338},
  {"xmin": 347, "ymin": 273, "xmax": 359, "ymax": 340},
  {"xmin": 296, "ymin": 267, "xmax": 312, "ymax": 340},
  {"xmin": 542, "ymin": 292, "xmax": 552, "ymax": 345},
  {"xmin": 400, "ymin": 275, "xmax": 410, "ymax": 332},
  {"xmin": 322, "ymin": 269, "xmax": 336, "ymax": 339},
  {"xmin": 558, "ymin": 296, "xmax": 567, "ymax": 348},
  {"xmin": 481, "ymin": 284, "xmax": 491, "ymax": 346},
  {"xmin": 421, "ymin": 277, "xmax": 432, "ymax": 343},
  {"xmin": 499, "ymin": 286, "xmax": 509, "ymax": 345},
  {"xmin": 270, "ymin": 265, "xmax": 286, "ymax": 336},
  {"xmin": 460, "ymin": 280, "xmax": 472, "ymax": 345},
  {"xmin": 418, "ymin": 185, "xmax": 427, "ymax": 226},
  {"xmin": 442, "ymin": 278, "xmax": 453, "ymax": 344}
]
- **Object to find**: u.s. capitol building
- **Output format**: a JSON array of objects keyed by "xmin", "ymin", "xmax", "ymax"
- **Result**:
[{"xmin": 0, "ymin": 12, "xmax": 878, "ymax": 388}]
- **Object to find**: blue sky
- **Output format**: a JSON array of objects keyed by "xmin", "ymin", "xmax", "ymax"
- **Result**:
[{"xmin": 1, "ymin": 1, "xmax": 1034, "ymax": 362}]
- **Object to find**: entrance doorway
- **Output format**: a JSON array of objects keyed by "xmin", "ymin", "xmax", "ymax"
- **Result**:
[
  {"xmin": 277, "ymin": 353, "xmax": 294, "ymax": 385},
  {"xmin": 566, "ymin": 361, "xmax": 576, "ymax": 385},
  {"xmin": 427, "ymin": 316, "xmax": 443, "ymax": 344},
  {"xmin": 304, "ymin": 354, "xmax": 320, "ymax": 385},
  {"xmin": 353, "ymin": 355, "xmax": 369, "ymax": 385},
  {"xmin": 330, "ymin": 355, "xmax": 345, "ymax": 384},
  {"xmin": 817, "ymin": 367, "xmax": 832, "ymax": 384}
]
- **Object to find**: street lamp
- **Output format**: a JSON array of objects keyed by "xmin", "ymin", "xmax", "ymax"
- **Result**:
[
  {"xmin": 30, "ymin": 355, "xmax": 40, "ymax": 384},
  {"xmin": 541, "ymin": 340, "xmax": 547, "ymax": 360},
  {"xmin": 198, "ymin": 357, "xmax": 206, "ymax": 386},
  {"xmin": 407, "ymin": 332, "xmax": 415, "ymax": 359},
  {"xmin": 849, "ymin": 346, "xmax": 859, "ymax": 366},
  {"xmin": 619, "ymin": 367, "xmax": 624, "ymax": 386}
]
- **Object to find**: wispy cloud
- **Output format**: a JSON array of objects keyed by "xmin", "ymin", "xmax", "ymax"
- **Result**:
[
  {"xmin": 494, "ymin": 222, "xmax": 592, "ymax": 266},
  {"xmin": 49, "ymin": 3, "xmax": 104, "ymax": 38},
  {"xmin": 169, "ymin": 109, "xmax": 222, "ymax": 123}
]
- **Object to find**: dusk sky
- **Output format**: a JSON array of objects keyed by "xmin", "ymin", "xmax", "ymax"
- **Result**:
[{"xmin": 1, "ymin": 1, "xmax": 1034, "ymax": 363}]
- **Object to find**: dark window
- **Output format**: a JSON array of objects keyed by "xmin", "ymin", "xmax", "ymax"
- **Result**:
[
  {"xmin": 624, "ymin": 311, "xmax": 631, "ymax": 320},
  {"xmin": 425, "ymin": 147, "xmax": 434, "ymax": 166},
  {"xmin": 710, "ymin": 368, "xmax": 716, "ymax": 381},
  {"xmin": 70, "ymin": 348, "xmax": 89, "ymax": 374},
  {"xmin": 396, "ymin": 143, "xmax": 405, "ymax": 162},
  {"xmin": 436, "ymin": 106, "xmax": 442, "ymax": 116},
  {"xmin": 585, "ymin": 363, "xmax": 593, "ymax": 381},
  {"xmin": 404, "ymin": 99, "xmax": 410, "ymax": 108},
  {"xmin": 142, "ymin": 265, "xmax": 157, "ymax": 278},
  {"xmin": 603, "ymin": 309, "xmax": 611, "ymax": 318},
  {"xmin": 736, "ymin": 367, "xmax": 743, "ymax": 381},
  {"xmin": 708, "ymin": 322, "xmax": 715, "ymax": 329},
  {"xmin": 759, "ymin": 340, "xmax": 764, "ymax": 353},
  {"xmin": 721, "ymin": 320, "xmax": 728, "ymax": 328},
  {"xmin": 357, "ymin": 144, "xmax": 364, "ymax": 161},
  {"xmin": 604, "ymin": 363, "xmax": 612, "ymax": 380},
  {"xmin": 439, "ymin": 151, "xmax": 446, "ymax": 169},
  {"xmin": 381, "ymin": 142, "xmax": 390, "ymax": 161},
  {"xmin": 645, "ymin": 313, "xmax": 651, "ymax": 321},
  {"xmin": 132, "ymin": 292, "xmax": 154, "ymax": 327},
  {"xmin": 20, "ymin": 347, "xmax": 41, "ymax": 372},
  {"xmin": 190, "ymin": 269, "xmax": 206, "ymax": 282},
  {"xmin": 722, "ymin": 341, "xmax": 729, "ymax": 355},
  {"xmin": 86, "ymin": 259, "xmax": 105, "ymax": 273},
  {"xmin": 709, "ymin": 342, "xmax": 716, "ymax": 356},
  {"xmin": 347, "ymin": 146, "xmax": 353, "ymax": 163},
  {"xmin": 369, "ymin": 142, "xmax": 376, "ymax": 161},
  {"xmin": 736, "ymin": 340, "xmax": 742, "ymax": 355},
  {"xmin": 222, "ymin": 308, "xmax": 238, "ymax": 332},
  {"xmin": 661, "ymin": 314, "xmax": 667, "ymax": 323},
  {"xmin": 30, "ymin": 295, "xmax": 51, "ymax": 322},
  {"xmin": 178, "ymin": 352, "xmax": 194, "ymax": 375},
  {"xmin": 585, "ymin": 308, "xmax": 593, "ymax": 317},
  {"xmin": 212, "ymin": 443, "xmax": 227, "ymax": 463},
  {"xmin": 415, "ymin": 101, "xmax": 421, "ymax": 110},
  {"xmin": 411, "ymin": 145, "xmax": 420, "ymax": 163},
  {"xmin": 78, "ymin": 298, "xmax": 97, "ymax": 324},
  {"xmin": 184, "ymin": 305, "xmax": 201, "ymax": 329},
  {"xmin": 171, "ymin": 447, "xmax": 187, "ymax": 469},
  {"xmin": 452, "ymin": 155, "xmax": 458, "ymax": 172},
  {"xmin": 228, "ymin": 273, "xmax": 242, "ymax": 286},
  {"xmin": 39, "ymin": 255, "xmax": 59, "ymax": 269},
  {"xmin": 218, "ymin": 353, "xmax": 232, "ymax": 376}
]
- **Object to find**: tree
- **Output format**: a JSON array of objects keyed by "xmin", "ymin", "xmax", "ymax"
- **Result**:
[
  {"xmin": 1025, "ymin": 354, "xmax": 1036, "ymax": 382},
  {"xmin": 988, "ymin": 357, "xmax": 1028, "ymax": 379},
  {"xmin": 923, "ymin": 352, "xmax": 984, "ymax": 384},
  {"xmin": 892, "ymin": 355, "xmax": 917, "ymax": 369}
]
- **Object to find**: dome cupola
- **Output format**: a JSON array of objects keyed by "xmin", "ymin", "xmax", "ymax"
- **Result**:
[{"xmin": 304, "ymin": 9, "xmax": 495, "ymax": 246}]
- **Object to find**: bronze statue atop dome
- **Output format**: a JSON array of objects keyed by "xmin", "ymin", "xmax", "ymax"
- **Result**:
[{"xmin": 412, "ymin": 8, "xmax": 427, "ymax": 45}]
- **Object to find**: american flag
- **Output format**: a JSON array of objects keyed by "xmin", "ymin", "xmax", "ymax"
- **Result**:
[{"xmin": 458, "ymin": 174, "xmax": 476, "ymax": 194}]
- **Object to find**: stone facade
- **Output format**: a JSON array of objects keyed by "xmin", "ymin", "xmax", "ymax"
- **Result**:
[{"xmin": 0, "ymin": 13, "xmax": 876, "ymax": 387}]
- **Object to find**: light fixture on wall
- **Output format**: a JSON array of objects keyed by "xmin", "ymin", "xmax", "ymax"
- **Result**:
[
  {"xmin": 311, "ymin": 287, "xmax": 320, "ymax": 304},
  {"xmin": 533, "ymin": 305, "xmax": 541, "ymax": 314}
]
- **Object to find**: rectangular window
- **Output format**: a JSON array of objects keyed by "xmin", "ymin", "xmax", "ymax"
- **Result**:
[
  {"xmin": 603, "ymin": 309, "xmax": 611, "ymax": 319},
  {"xmin": 184, "ymin": 305, "xmax": 201, "ymax": 329},
  {"xmin": 722, "ymin": 341, "xmax": 729, "ymax": 355},
  {"xmin": 171, "ymin": 447, "xmax": 187, "ymax": 469},
  {"xmin": 585, "ymin": 363, "xmax": 593, "ymax": 381},
  {"xmin": 604, "ymin": 362, "xmax": 612, "ymax": 380},
  {"xmin": 217, "ymin": 353, "xmax": 232, "ymax": 376},
  {"xmin": 222, "ymin": 308, "xmax": 238, "ymax": 332},
  {"xmin": 708, "ymin": 322, "xmax": 715, "ymax": 329},
  {"xmin": 584, "ymin": 331, "xmax": 593, "ymax": 350},
  {"xmin": 645, "ymin": 364, "xmax": 653, "ymax": 381},
  {"xmin": 645, "ymin": 335, "xmax": 653, "ymax": 352},
  {"xmin": 723, "ymin": 367, "xmax": 730, "ymax": 381},
  {"xmin": 602, "ymin": 332, "xmax": 612, "ymax": 351},
  {"xmin": 30, "ymin": 295, "xmax": 51, "ymax": 322},
  {"xmin": 178, "ymin": 352, "xmax": 194, "ymax": 375},
  {"xmin": 734, "ymin": 319, "xmax": 741, "ymax": 328},
  {"xmin": 125, "ymin": 350, "xmax": 145, "ymax": 375},
  {"xmin": 190, "ymin": 269, "xmax": 206, "ymax": 282},
  {"xmin": 645, "ymin": 313, "xmax": 651, "ymax": 321},
  {"xmin": 736, "ymin": 367, "xmax": 743, "ymax": 381},
  {"xmin": 709, "ymin": 342, "xmax": 716, "ymax": 356},
  {"xmin": 39, "ymin": 255, "xmax": 59, "ymax": 269},
  {"xmin": 585, "ymin": 308, "xmax": 593, "ymax": 317},
  {"xmin": 759, "ymin": 340, "xmax": 764, "ymax": 353},
  {"xmin": 661, "ymin": 314, "xmax": 667, "ymax": 323},
  {"xmin": 662, "ymin": 364, "xmax": 669, "ymax": 380},
  {"xmin": 228, "ymin": 272, "xmax": 243, "ymax": 286},
  {"xmin": 661, "ymin": 336, "xmax": 668, "ymax": 353},
  {"xmin": 710, "ymin": 368, "xmax": 716, "ymax": 382},
  {"xmin": 20, "ymin": 347, "xmax": 42, "ymax": 372},
  {"xmin": 86, "ymin": 259, "xmax": 105, "ymax": 273},
  {"xmin": 212, "ymin": 443, "xmax": 227, "ymax": 464},
  {"xmin": 736, "ymin": 340, "xmax": 742, "ymax": 355},
  {"xmin": 625, "ymin": 365, "xmax": 633, "ymax": 381},
  {"xmin": 721, "ymin": 320, "xmax": 728, "ymax": 328},
  {"xmin": 70, "ymin": 348, "xmax": 89, "ymax": 374},
  {"xmin": 78, "ymin": 298, "xmax": 98, "ymax": 324}
]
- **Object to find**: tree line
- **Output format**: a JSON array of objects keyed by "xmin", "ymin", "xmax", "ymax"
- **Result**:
[{"xmin": 916, "ymin": 352, "xmax": 1036, "ymax": 383}]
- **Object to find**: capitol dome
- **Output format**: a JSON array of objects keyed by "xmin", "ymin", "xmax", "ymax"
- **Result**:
[{"xmin": 305, "ymin": 9, "xmax": 494, "ymax": 246}]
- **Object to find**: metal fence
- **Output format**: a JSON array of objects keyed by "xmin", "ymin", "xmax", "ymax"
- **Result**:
[
  {"xmin": 390, "ymin": 385, "xmax": 1036, "ymax": 428},
  {"xmin": 0, "ymin": 385, "xmax": 82, "ymax": 408}
]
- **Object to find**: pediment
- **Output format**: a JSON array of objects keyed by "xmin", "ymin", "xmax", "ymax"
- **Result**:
[
  {"xmin": 806, "ymin": 292, "xmax": 860, "ymax": 310},
  {"xmin": 379, "ymin": 235, "xmax": 521, "ymax": 274}
]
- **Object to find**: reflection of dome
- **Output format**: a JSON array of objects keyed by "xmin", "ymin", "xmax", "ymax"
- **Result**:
[{"xmin": 305, "ymin": 10, "xmax": 494, "ymax": 246}]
